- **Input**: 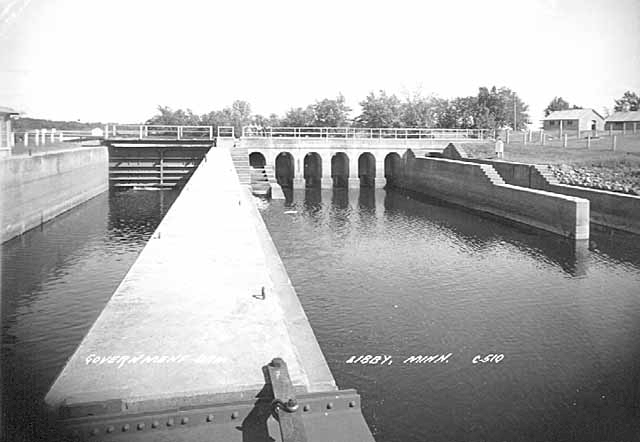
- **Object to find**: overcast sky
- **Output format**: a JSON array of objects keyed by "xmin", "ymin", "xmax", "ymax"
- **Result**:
[{"xmin": 0, "ymin": 0, "xmax": 638, "ymax": 125}]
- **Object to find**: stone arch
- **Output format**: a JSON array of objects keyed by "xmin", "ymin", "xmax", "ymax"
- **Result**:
[
  {"xmin": 275, "ymin": 152, "xmax": 295, "ymax": 188},
  {"xmin": 249, "ymin": 152, "xmax": 266, "ymax": 168},
  {"xmin": 402, "ymin": 149, "xmax": 416, "ymax": 162},
  {"xmin": 384, "ymin": 152, "xmax": 402, "ymax": 188},
  {"xmin": 304, "ymin": 152, "xmax": 323, "ymax": 188},
  {"xmin": 358, "ymin": 152, "xmax": 376, "ymax": 187},
  {"xmin": 331, "ymin": 152, "xmax": 350, "ymax": 188}
]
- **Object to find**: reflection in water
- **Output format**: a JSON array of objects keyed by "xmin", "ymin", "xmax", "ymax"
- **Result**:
[
  {"xmin": 261, "ymin": 188, "xmax": 640, "ymax": 442},
  {"xmin": 383, "ymin": 189, "xmax": 595, "ymax": 277},
  {"xmin": 331, "ymin": 187, "xmax": 349, "ymax": 210},
  {"xmin": 2, "ymin": 185, "xmax": 640, "ymax": 442},
  {"xmin": 1, "ymin": 190, "xmax": 178, "ymax": 441}
]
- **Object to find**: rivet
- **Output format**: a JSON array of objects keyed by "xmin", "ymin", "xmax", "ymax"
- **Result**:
[
  {"xmin": 90, "ymin": 428, "xmax": 99, "ymax": 436},
  {"xmin": 106, "ymin": 426, "xmax": 114, "ymax": 433},
  {"xmin": 348, "ymin": 400, "xmax": 356, "ymax": 408},
  {"xmin": 303, "ymin": 404, "xmax": 311, "ymax": 412},
  {"xmin": 122, "ymin": 423, "xmax": 130, "ymax": 432},
  {"xmin": 151, "ymin": 420, "xmax": 159, "ymax": 428},
  {"xmin": 137, "ymin": 423, "xmax": 145, "ymax": 430},
  {"xmin": 231, "ymin": 411, "xmax": 239, "ymax": 419},
  {"xmin": 326, "ymin": 402, "xmax": 333, "ymax": 410},
  {"xmin": 206, "ymin": 414, "xmax": 214, "ymax": 422},
  {"xmin": 181, "ymin": 417, "xmax": 189, "ymax": 425},
  {"xmin": 167, "ymin": 418, "xmax": 174, "ymax": 427}
]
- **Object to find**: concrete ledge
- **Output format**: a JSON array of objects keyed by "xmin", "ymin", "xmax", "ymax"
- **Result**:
[
  {"xmin": 1, "ymin": 145, "xmax": 108, "ymax": 244},
  {"xmin": 450, "ymin": 153, "xmax": 640, "ymax": 235},
  {"xmin": 540, "ymin": 182, "xmax": 640, "ymax": 235},
  {"xmin": 45, "ymin": 147, "xmax": 335, "ymax": 415},
  {"xmin": 399, "ymin": 156, "xmax": 590, "ymax": 239}
]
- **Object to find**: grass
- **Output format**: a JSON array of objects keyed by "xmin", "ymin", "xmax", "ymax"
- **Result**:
[
  {"xmin": 462, "ymin": 133, "xmax": 640, "ymax": 168},
  {"xmin": 459, "ymin": 133, "xmax": 640, "ymax": 194}
]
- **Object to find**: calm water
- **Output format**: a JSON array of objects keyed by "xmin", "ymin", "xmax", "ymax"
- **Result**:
[{"xmin": 2, "ymin": 187, "xmax": 640, "ymax": 441}]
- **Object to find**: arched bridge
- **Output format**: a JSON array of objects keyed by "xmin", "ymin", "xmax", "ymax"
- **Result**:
[
  {"xmin": 240, "ymin": 126, "xmax": 488, "ymax": 189},
  {"xmin": 98, "ymin": 124, "xmax": 488, "ymax": 190}
]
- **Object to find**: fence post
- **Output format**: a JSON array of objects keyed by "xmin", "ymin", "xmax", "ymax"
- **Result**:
[
  {"xmin": 24, "ymin": 131, "xmax": 28, "ymax": 147},
  {"xmin": 34, "ymin": 130, "xmax": 40, "ymax": 146},
  {"xmin": 563, "ymin": 134, "xmax": 567, "ymax": 148},
  {"xmin": 506, "ymin": 130, "xmax": 510, "ymax": 144},
  {"xmin": 623, "ymin": 123, "xmax": 626, "ymax": 136},
  {"xmin": 612, "ymin": 135, "xmax": 617, "ymax": 151},
  {"xmin": 139, "ymin": 126, "xmax": 143, "ymax": 139},
  {"xmin": 59, "ymin": 131, "xmax": 64, "ymax": 142},
  {"xmin": 559, "ymin": 120, "xmax": 563, "ymax": 139},
  {"xmin": 51, "ymin": 128, "xmax": 56, "ymax": 143},
  {"xmin": 541, "ymin": 131, "xmax": 545, "ymax": 146},
  {"xmin": 523, "ymin": 130, "xmax": 527, "ymax": 145},
  {"xmin": 634, "ymin": 122, "xmax": 637, "ymax": 134},
  {"xmin": 586, "ymin": 134, "xmax": 591, "ymax": 149}
]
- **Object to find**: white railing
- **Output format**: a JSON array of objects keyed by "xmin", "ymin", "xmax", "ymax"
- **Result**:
[
  {"xmin": 105, "ymin": 124, "xmax": 215, "ymax": 140},
  {"xmin": 217, "ymin": 126, "xmax": 235, "ymax": 138},
  {"xmin": 241, "ymin": 126, "xmax": 488, "ymax": 140},
  {"xmin": 12, "ymin": 129, "xmax": 99, "ymax": 147}
]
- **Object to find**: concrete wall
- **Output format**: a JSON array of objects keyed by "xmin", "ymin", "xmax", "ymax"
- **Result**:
[
  {"xmin": 444, "ymin": 150, "xmax": 640, "ymax": 235},
  {"xmin": 1, "ymin": 144, "xmax": 108, "ymax": 243},
  {"xmin": 398, "ymin": 155, "xmax": 590, "ymax": 239}
]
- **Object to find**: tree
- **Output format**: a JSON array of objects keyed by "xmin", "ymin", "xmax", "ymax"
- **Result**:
[
  {"xmin": 354, "ymin": 90, "xmax": 402, "ymax": 127},
  {"xmin": 281, "ymin": 106, "xmax": 315, "ymax": 127},
  {"xmin": 399, "ymin": 92, "xmax": 439, "ymax": 127},
  {"xmin": 312, "ymin": 94, "xmax": 351, "ymax": 127},
  {"xmin": 614, "ymin": 91, "xmax": 640, "ymax": 111},
  {"xmin": 146, "ymin": 106, "xmax": 201, "ymax": 125},
  {"xmin": 475, "ymin": 86, "xmax": 529, "ymax": 130},
  {"xmin": 544, "ymin": 97, "xmax": 570, "ymax": 117}
]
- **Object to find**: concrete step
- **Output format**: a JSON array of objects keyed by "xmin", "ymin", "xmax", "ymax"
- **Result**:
[{"xmin": 479, "ymin": 164, "xmax": 506, "ymax": 185}]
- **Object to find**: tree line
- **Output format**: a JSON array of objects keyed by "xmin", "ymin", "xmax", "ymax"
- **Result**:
[{"xmin": 145, "ymin": 86, "xmax": 531, "ymax": 135}]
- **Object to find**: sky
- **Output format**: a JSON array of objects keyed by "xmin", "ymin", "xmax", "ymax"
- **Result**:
[{"xmin": 0, "ymin": 0, "xmax": 638, "ymax": 126}]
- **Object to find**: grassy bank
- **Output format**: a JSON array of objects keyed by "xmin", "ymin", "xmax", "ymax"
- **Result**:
[{"xmin": 461, "ymin": 133, "xmax": 640, "ymax": 195}]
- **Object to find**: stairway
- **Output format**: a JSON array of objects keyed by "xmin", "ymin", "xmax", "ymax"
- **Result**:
[
  {"xmin": 250, "ymin": 167, "xmax": 272, "ymax": 197},
  {"xmin": 478, "ymin": 164, "xmax": 506, "ymax": 185},
  {"xmin": 264, "ymin": 165, "xmax": 284, "ymax": 199},
  {"xmin": 229, "ymin": 146, "xmax": 250, "ymax": 185}
]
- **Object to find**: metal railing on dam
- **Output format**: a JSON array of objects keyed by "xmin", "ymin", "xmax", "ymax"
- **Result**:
[
  {"xmin": 242, "ymin": 126, "xmax": 489, "ymax": 141},
  {"xmin": 104, "ymin": 124, "xmax": 218, "ymax": 140}
]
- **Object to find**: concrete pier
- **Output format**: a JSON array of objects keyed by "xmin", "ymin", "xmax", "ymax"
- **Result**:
[{"xmin": 45, "ymin": 147, "xmax": 336, "ymax": 414}]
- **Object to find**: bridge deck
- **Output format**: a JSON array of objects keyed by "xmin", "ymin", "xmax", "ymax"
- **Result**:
[{"xmin": 45, "ymin": 147, "xmax": 336, "ymax": 414}]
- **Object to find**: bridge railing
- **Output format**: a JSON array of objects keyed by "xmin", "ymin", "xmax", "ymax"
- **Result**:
[
  {"xmin": 241, "ymin": 126, "xmax": 488, "ymax": 140},
  {"xmin": 12, "ymin": 129, "xmax": 101, "ymax": 147},
  {"xmin": 105, "ymin": 124, "xmax": 215, "ymax": 140}
]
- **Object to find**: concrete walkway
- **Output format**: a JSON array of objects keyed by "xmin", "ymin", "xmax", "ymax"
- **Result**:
[{"xmin": 45, "ymin": 147, "xmax": 335, "ymax": 414}]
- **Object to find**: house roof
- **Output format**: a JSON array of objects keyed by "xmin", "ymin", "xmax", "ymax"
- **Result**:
[
  {"xmin": 0, "ymin": 106, "xmax": 20, "ymax": 115},
  {"xmin": 544, "ymin": 108, "xmax": 604, "ymax": 121},
  {"xmin": 605, "ymin": 110, "xmax": 640, "ymax": 122}
]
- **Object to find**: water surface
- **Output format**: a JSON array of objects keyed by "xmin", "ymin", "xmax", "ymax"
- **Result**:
[{"xmin": 2, "ymin": 187, "xmax": 640, "ymax": 442}]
